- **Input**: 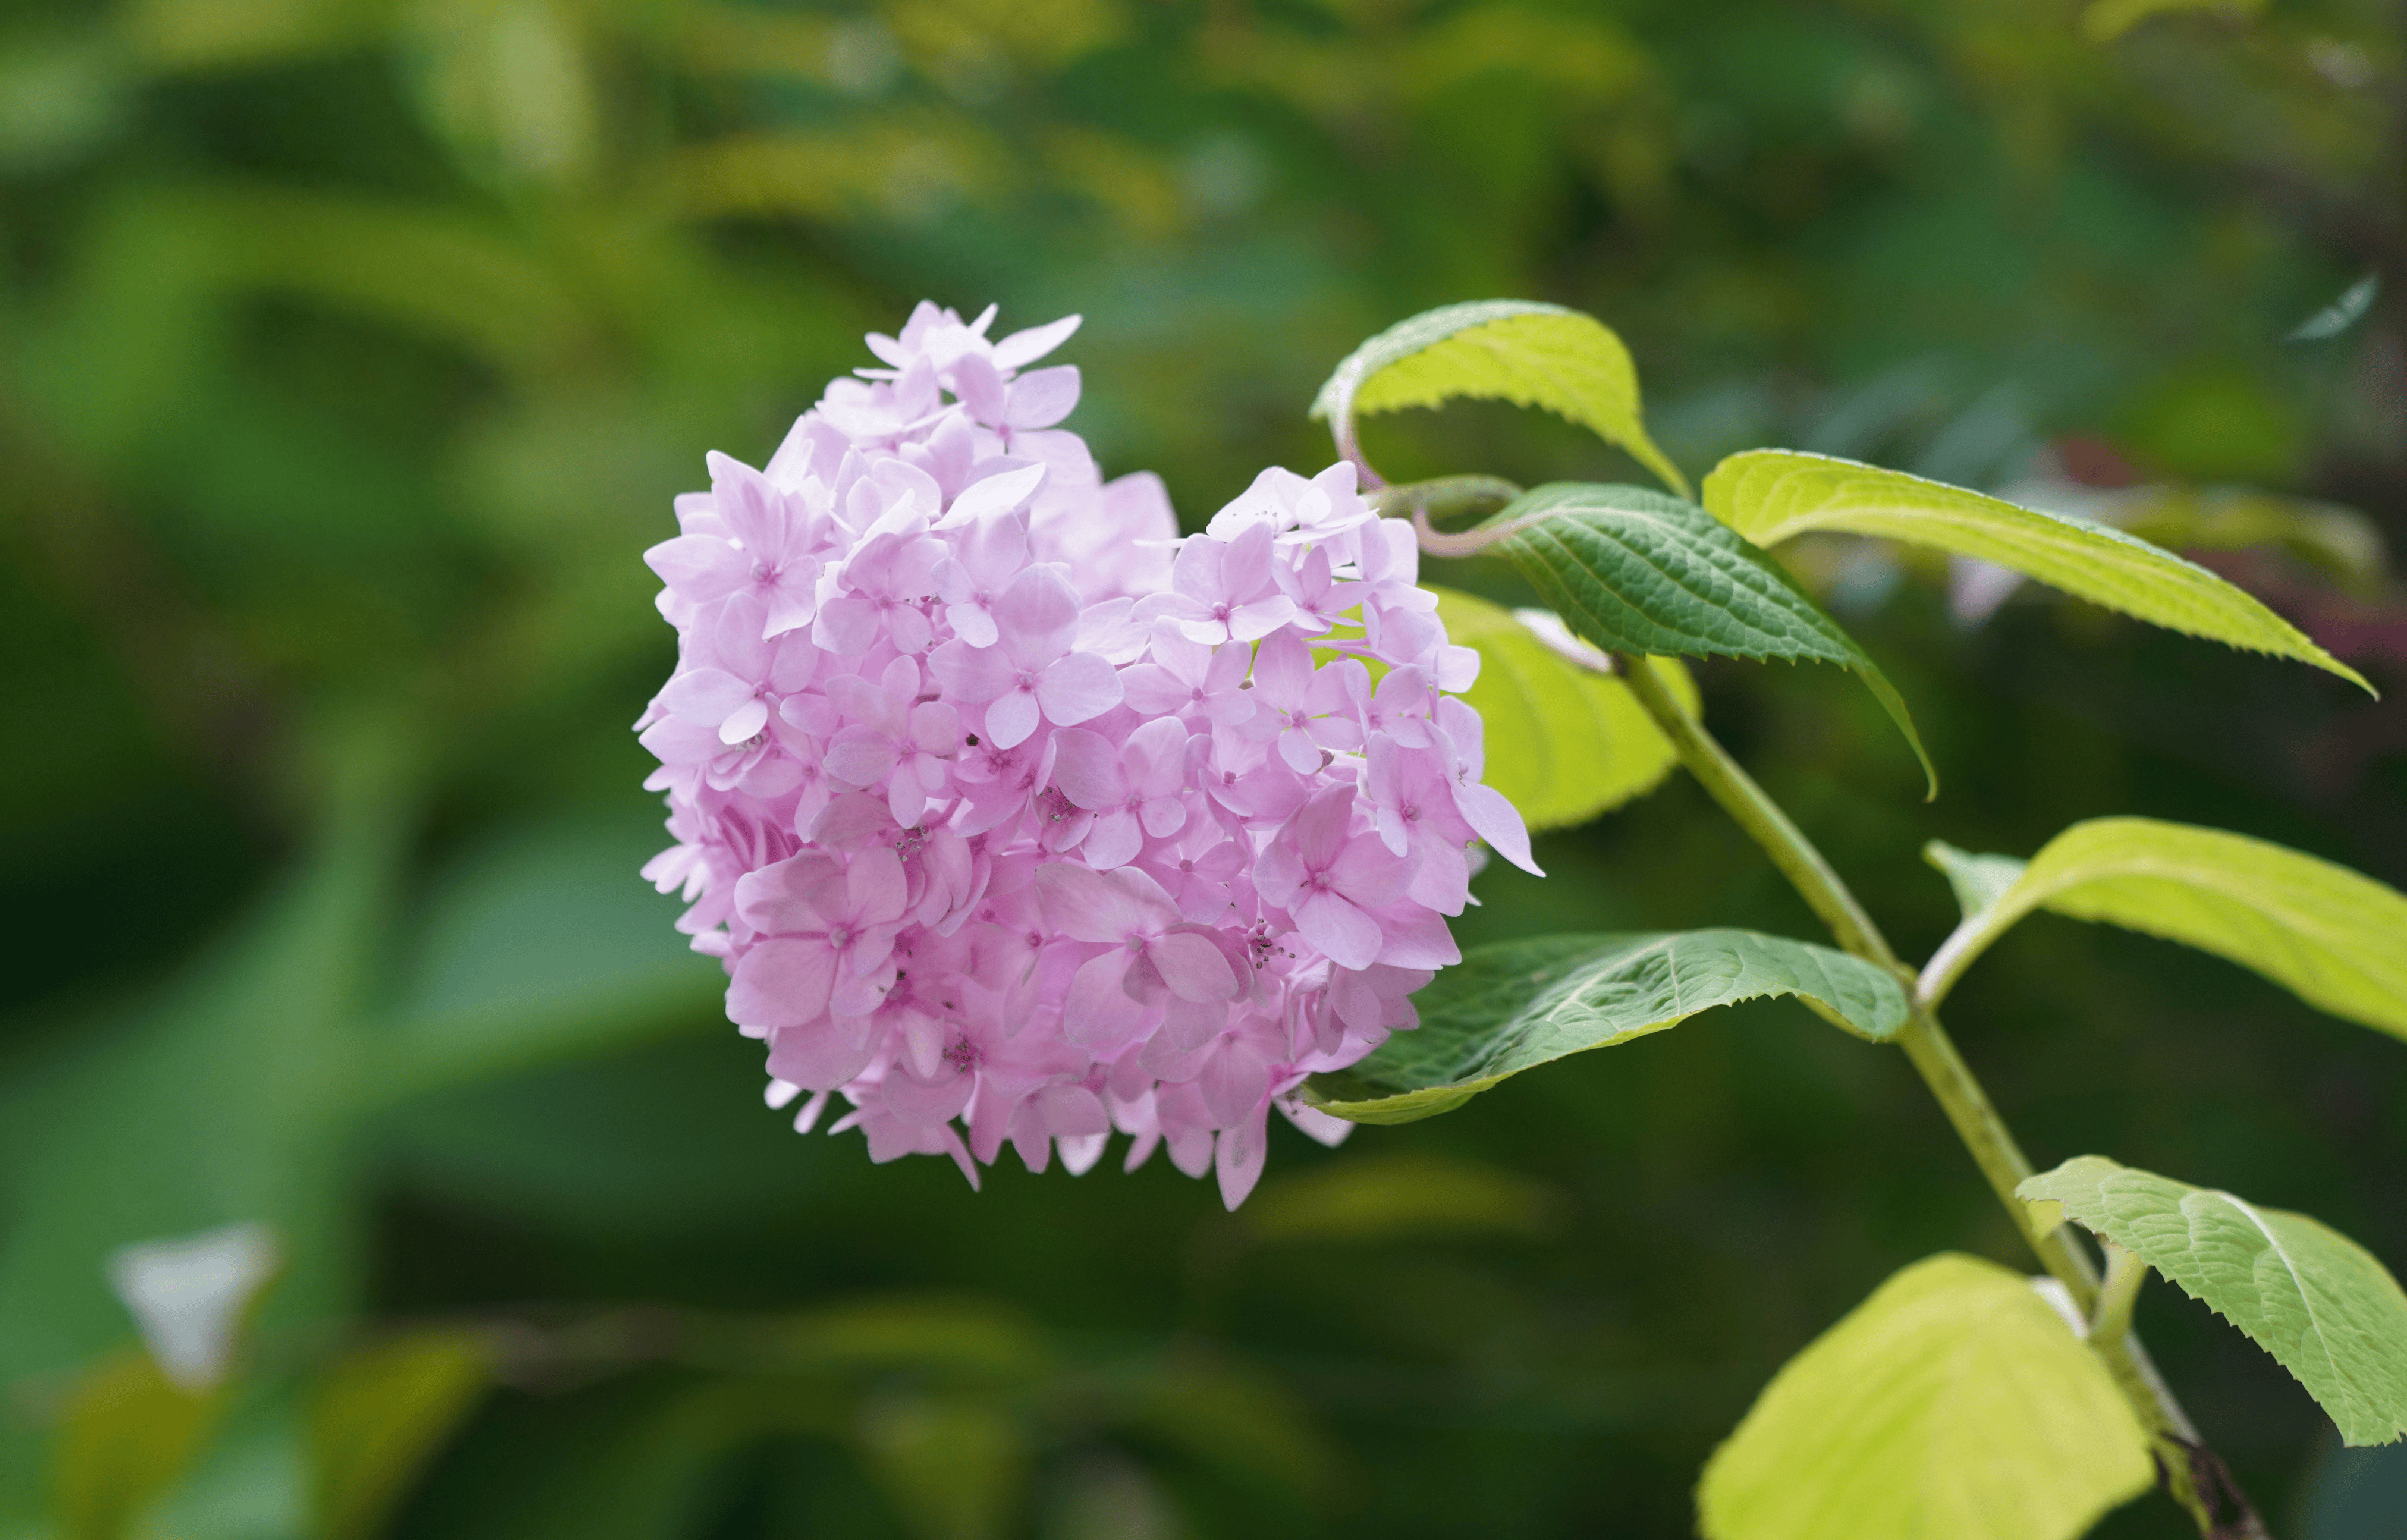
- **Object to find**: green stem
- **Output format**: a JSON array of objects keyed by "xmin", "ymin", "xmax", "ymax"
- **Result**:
[
  {"xmin": 1614, "ymin": 654, "xmax": 2263, "ymax": 1539},
  {"xmin": 1366, "ymin": 474, "xmax": 1523, "ymax": 526}
]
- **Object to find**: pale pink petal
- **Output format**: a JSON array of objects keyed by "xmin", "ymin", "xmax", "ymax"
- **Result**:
[
  {"xmin": 645, "ymin": 535, "xmax": 747, "ymax": 601},
  {"xmin": 848, "ymin": 847, "xmax": 909, "ymax": 924},
  {"xmin": 1005, "ymin": 365, "xmax": 1080, "ymax": 429},
  {"xmin": 991, "ymin": 313, "xmax": 1080, "ymax": 370},
  {"xmin": 763, "ymin": 1016, "xmax": 876, "ymax": 1090},
  {"xmin": 941, "ymin": 461, "xmax": 1047, "ymax": 527},
  {"xmin": 1034, "ymin": 651, "xmax": 1122, "ymax": 725},
  {"xmin": 1061, "ymin": 951, "xmax": 1149, "ymax": 1044},
  {"xmin": 1148, "ymin": 931, "xmax": 1236, "ymax": 1003},
  {"xmin": 1201, "ymin": 1039, "xmax": 1270, "ymax": 1127},
  {"xmin": 727, "ymin": 939, "xmax": 835, "ymax": 1030},
  {"xmin": 1049, "ymin": 728, "xmax": 1126, "ymax": 810},
  {"xmin": 882, "ymin": 1066, "xmax": 975, "ymax": 1126},
  {"xmin": 983, "ymin": 690, "xmax": 1041, "ymax": 750},
  {"xmin": 928, "ymin": 638, "xmax": 1017, "ymax": 705},
  {"xmin": 1295, "ymin": 889, "xmax": 1383, "ymax": 971},
  {"xmin": 1456, "ymin": 782, "xmax": 1540, "ymax": 875},
  {"xmin": 1081, "ymin": 809, "xmax": 1142, "ymax": 871},
  {"xmin": 994, "ymin": 566, "xmax": 1080, "ymax": 665}
]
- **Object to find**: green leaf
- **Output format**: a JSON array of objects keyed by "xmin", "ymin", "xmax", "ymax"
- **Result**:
[
  {"xmin": 854, "ymin": 1392, "xmax": 1024, "ymax": 1540},
  {"xmin": 0, "ymin": 730, "xmax": 409, "ymax": 1387},
  {"xmin": 1698, "ymin": 1253, "xmax": 2153, "ymax": 1540},
  {"xmin": 1922, "ymin": 840, "xmax": 2028, "ymax": 926},
  {"xmin": 1702, "ymin": 451, "xmax": 2373, "ymax": 694},
  {"xmin": 1426, "ymin": 586, "xmax": 1690, "ymax": 831},
  {"xmin": 1301, "ymin": 930, "xmax": 1908, "ymax": 1125},
  {"xmin": 1237, "ymin": 1155, "xmax": 1555, "ymax": 1244},
  {"xmin": 1484, "ymin": 482, "xmax": 1937, "ymax": 796},
  {"xmin": 54, "ymin": 1351, "xmax": 224, "ymax": 1540},
  {"xmin": 1311, "ymin": 300, "xmax": 1688, "ymax": 496},
  {"xmin": 2018, "ymin": 1156, "xmax": 2407, "ymax": 1446},
  {"xmin": 2079, "ymin": 0, "xmax": 2265, "ymax": 46},
  {"xmin": 2107, "ymin": 485, "xmax": 2386, "ymax": 592},
  {"xmin": 312, "ymin": 1331, "xmax": 491, "ymax": 1540},
  {"xmin": 1917, "ymin": 818, "xmax": 2407, "ymax": 1040},
  {"xmin": 372, "ymin": 813, "xmax": 725, "ymax": 1105}
]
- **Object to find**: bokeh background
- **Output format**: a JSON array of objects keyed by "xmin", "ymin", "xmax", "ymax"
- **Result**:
[{"xmin": 3, "ymin": 0, "xmax": 2405, "ymax": 1535}]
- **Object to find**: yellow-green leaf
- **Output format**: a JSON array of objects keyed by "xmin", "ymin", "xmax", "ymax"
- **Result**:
[
  {"xmin": 54, "ymin": 1350, "xmax": 222, "ymax": 1540},
  {"xmin": 1918, "ymin": 818, "xmax": 2407, "ymax": 1041},
  {"xmin": 312, "ymin": 1330, "xmax": 491, "ymax": 1540},
  {"xmin": 1312, "ymin": 300, "xmax": 1688, "ymax": 496},
  {"xmin": 1428, "ymin": 586, "xmax": 1690, "ymax": 832},
  {"xmin": 1698, "ymin": 1254, "xmax": 2153, "ymax": 1540},
  {"xmin": 1704, "ymin": 451, "xmax": 2372, "ymax": 693}
]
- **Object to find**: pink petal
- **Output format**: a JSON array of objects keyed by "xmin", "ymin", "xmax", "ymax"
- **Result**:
[
  {"xmin": 1455, "ymin": 781, "xmax": 1541, "ymax": 875},
  {"xmin": 946, "ymin": 601, "xmax": 1000, "ymax": 649},
  {"xmin": 727, "ymin": 939, "xmax": 835, "ymax": 1030},
  {"xmin": 1138, "ymin": 795, "xmax": 1187, "ymax": 840},
  {"xmin": 941, "ymin": 461, "xmax": 1047, "ymax": 527},
  {"xmin": 994, "ymin": 566, "xmax": 1080, "ymax": 665},
  {"xmin": 1081, "ymin": 809, "xmax": 1143, "ymax": 871},
  {"xmin": 1148, "ymin": 930, "xmax": 1236, "ymax": 1003},
  {"xmin": 812, "ymin": 592, "xmax": 880, "ymax": 655},
  {"xmin": 708, "ymin": 451, "xmax": 785, "ymax": 552},
  {"xmin": 644, "ymin": 535, "xmax": 746, "ymax": 602},
  {"xmin": 1285, "ymin": 785, "xmax": 1356, "ymax": 872},
  {"xmin": 1034, "ymin": 651, "xmax": 1122, "ymax": 726},
  {"xmin": 991, "ymin": 313, "xmax": 1080, "ymax": 370},
  {"xmin": 1199, "ymin": 1042, "xmax": 1270, "ymax": 1129},
  {"xmin": 1030, "ymin": 1083, "xmax": 1110, "ymax": 1137},
  {"xmin": 733, "ymin": 852, "xmax": 842, "ymax": 934},
  {"xmin": 908, "ymin": 700, "xmax": 960, "ymax": 755},
  {"xmin": 1033, "ymin": 861, "xmax": 1172, "ymax": 942},
  {"xmin": 1049, "ymin": 728, "xmax": 1126, "ymax": 810},
  {"xmin": 1228, "ymin": 596, "xmax": 1299, "ymax": 642},
  {"xmin": 1249, "ymin": 627, "xmax": 1311, "ymax": 704},
  {"xmin": 952, "ymin": 352, "xmax": 1010, "ymax": 422},
  {"xmin": 828, "ymin": 727, "xmax": 905, "ymax": 789},
  {"xmin": 763, "ymin": 1015, "xmax": 876, "ymax": 1090},
  {"xmin": 1372, "ymin": 904, "xmax": 1461, "ymax": 969},
  {"xmin": 928, "ymin": 638, "xmax": 1017, "ymax": 705},
  {"xmin": 847, "ymin": 847, "xmax": 910, "ymax": 924},
  {"xmin": 881, "ymin": 1066, "xmax": 975, "ymax": 1127},
  {"xmin": 1061, "ymin": 950, "xmax": 1149, "ymax": 1045},
  {"xmin": 1276, "ymin": 724, "xmax": 1323, "ymax": 774},
  {"xmin": 983, "ymin": 690, "xmax": 1041, "ymax": 750},
  {"xmin": 887, "ymin": 604, "xmax": 932, "ymax": 655},
  {"xmin": 1118, "ymin": 665, "xmax": 1189, "ymax": 716},
  {"xmin": 1295, "ymin": 889, "xmax": 1384, "ymax": 972},
  {"xmin": 1005, "ymin": 365, "xmax": 1080, "ymax": 429},
  {"xmin": 719, "ymin": 697, "xmax": 769, "ymax": 746},
  {"xmin": 661, "ymin": 668, "xmax": 756, "ymax": 728}
]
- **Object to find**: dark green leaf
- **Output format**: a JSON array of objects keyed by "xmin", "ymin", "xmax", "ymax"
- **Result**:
[
  {"xmin": 1302, "ymin": 931, "xmax": 1908, "ymax": 1125},
  {"xmin": 1486, "ymin": 483, "xmax": 1935, "ymax": 795}
]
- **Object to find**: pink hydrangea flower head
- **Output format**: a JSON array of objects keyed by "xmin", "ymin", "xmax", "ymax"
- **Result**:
[{"xmin": 635, "ymin": 303, "xmax": 1536, "ymax": 1208}]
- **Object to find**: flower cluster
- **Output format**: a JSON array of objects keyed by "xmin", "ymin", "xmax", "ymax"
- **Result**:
[{"xmin": 636, "ymin": 303, "xmax": 1536, "ymax": 1208}]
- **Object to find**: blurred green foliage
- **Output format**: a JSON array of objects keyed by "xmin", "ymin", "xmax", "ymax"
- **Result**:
[{"xmin": 2, "ymin": 0, "xmax": 2405, "ymax": 1534}]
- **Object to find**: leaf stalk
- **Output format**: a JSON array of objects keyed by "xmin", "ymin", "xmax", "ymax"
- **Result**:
[{"xmin": 1612, "ymin": 652, "xmax": 2265, "ymax": 1539}]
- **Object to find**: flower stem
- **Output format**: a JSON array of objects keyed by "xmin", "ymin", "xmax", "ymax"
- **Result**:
[
  {"xmin": 1613, "ymin": 654, "xmax": 2265, "ymax": 1539},
  {"xmin": 1366, "ymin": 474, "xmax": 1523, "ymax": 526}
]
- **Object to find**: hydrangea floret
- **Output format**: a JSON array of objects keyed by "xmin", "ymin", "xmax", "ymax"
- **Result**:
[{"xmin": 636, "ymin": 303, "xmax": 1537, "ymax": 1208}]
